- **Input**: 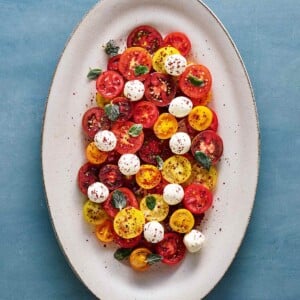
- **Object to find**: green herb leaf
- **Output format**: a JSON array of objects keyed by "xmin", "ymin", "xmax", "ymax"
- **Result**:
[
  {"xmin": 104, "ymin": 103, "xmax": 120, "ymax": 121},
  {"xmin": 128, "ymin": 124, "xmax": 143, "ymax": 137},
  {"xmin": 145, "ymin": 195, "xmax": 156, "ymax": 210},
  {"xmin": 104, "ymin": 40, "xmax": 120, "ymax": 57},
  {"xmin": 114, "ymin": 248, "xmax": 133, "ymax": 261},
  {"xmin": 87, "ymin": 68, "xmax": 102, "ymax": 80},
  {"xmin": 146, "ymin": 253, "xmax": 162, "ymax": 265},
  {"xmin": 194, "ymin": 151, "xmax": 212, "ymax": 170},
  {"xmin": 134, "ymin": 65, "xmax": 149, "ymax": 76},
  {"xmin": 112, "ymin": 190, "xmax": 127, "ymax": 210},
  {"xmin": 188, "ymin": 75, "xmax": 205, "ymax": 87},
  {"xmin": 155, "ymin": 155, "xmax": 164, "ymax": 171}
]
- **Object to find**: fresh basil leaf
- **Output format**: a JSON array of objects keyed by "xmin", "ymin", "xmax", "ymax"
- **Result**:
[
  {"xmin": 104, "ymin": 40, "xmax": 120, "ymax": 57},
  {"xmin": 188, "ymin": 75, "xmax": 205, "ymax": 87},
  {"xmin": 104, "ymin": 103, "xmax": 120, "ymax": 121},
  {"xmin": 87, "ymin": 68, "xmax": 102, "ymax": 80},
  {"xmin": 146, "ymin": 253, "xmax": 162, "ymax": 265},
  {"xmin": 112, "ymin": 190, "xmax": 127, "ymax": 210},
  {"xmin": 146, "ymin": 195, "xmax": 156, "ymax": 210},
  {"xmin": 155, "ymin": 155, "xmax": 164, "ymax": 171},
  {"xmin": 194, "ymin": 151, "xmax": 212, "ymax": 170},
  {"xmin": 134, "ymin": 65, "xmax": 149, "ymax": 76},
  {"xmin": 114, "ymin": 248, "xmax": 133, "ymax": 261},
  {"xmin": 128, "ymin": 124, "xmax": 143, "ymax": 137}
]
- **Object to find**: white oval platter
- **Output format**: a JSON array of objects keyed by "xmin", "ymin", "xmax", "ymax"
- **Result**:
[{"xmin": 42, "ymin": 0, "xmax": 260, "ymax": 299}]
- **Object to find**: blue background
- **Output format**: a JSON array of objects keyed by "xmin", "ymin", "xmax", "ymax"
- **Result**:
[{"xmin": 0, "ymin": 0, "xmax": 299, "ymax": 299}]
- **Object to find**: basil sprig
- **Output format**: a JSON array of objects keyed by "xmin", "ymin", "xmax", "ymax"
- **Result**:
[
  {"xmin": 114, "ymin": 248, "xmax": 133, "ymax": 261},
  {"xmin": 104, "ymin": 40, "xmax": 120, "ymax": 57},
  {"xmin": 128, "ymin": 124, "xmax": 143, "ymax": 137},
  {"xmin": 104, "ymin": 103, "xmax": 120, "ymax": 121},
  {"xmin": 112, "ymin": 190, "xmax": 127, "ymax": 210},
  {"xmin": 87, "ymin": 68, "xmax": 102, "ymax": 80},
  {"xmin": 146, "ymin": 253, "xmax": 162, "ymax": 265},
  {"xmin": 188, "ymin": 75, "xmax": 205, "ymax": 87},
  {"xmin": 134, "ymin": 65, "xmax": 149, "ymax": 76},
  {"xmin": 155, "ymin": 155, "xmax": 164, "ymax": 171},
  {"xmin": 194, "ymin": 151, "xmax": 212, "ymax": 170},
  {"xmin": 145, "ymin": 195, "xmax": 156, "ymax": 210}
]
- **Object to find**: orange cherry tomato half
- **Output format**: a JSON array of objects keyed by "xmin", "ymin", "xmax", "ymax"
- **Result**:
[
  {"xmin": 129, "ymin": 247, "xmax": 152, "ymax": 271},
  {"xmin": 153, "ymin": 113, "xmax": 178, "ymax": 139},
  {"xmin": 95, "ymin": 219, "xmax": 114, "ymax": 243},
  {"xmin": 135, "ymin": 165, "xmax": 162, "ymax": 190},
  {"xmin": 86, "ymin": 142, "xmax": 108, "ymax": 165}
]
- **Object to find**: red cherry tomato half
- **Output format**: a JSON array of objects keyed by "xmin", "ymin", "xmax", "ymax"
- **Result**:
[
  {"xmin": 107, "ymin": 54, "xmax": 121, "ymax": 72},
  {"xmin": 96, "ymin": 70, "xmax": 124, "ymax": 99},
  {"xmin": 179, "ymin": 65, "xmax": 212, "ymax": 99},
  {"xmin": 155, "ymin": 232, "xmax": 186, "ymax": 265},
  {"xmin": 99, "ymin": 164, "xmax": 123, "ymax": 190},
  {"xmin": 103, "ymin": 187, "xmax": 139, "ymax": 218},
  {"xmin": 127, "ymin": 25, "xmax": 163, "ymax": 54},
  {"xmin": 113, "ymin": 231, "xmax": 142, "ymax": 248},
  {"xmin": 132, "ymin": 101, "xmax": 159, "ymax": 128},
  {"xmin": 183, "ymin": 183, "xmax": 213, "ymax": 215},
  {"xmin": 191, "ymin": 130, "xmax": 223, "ymax": 165},
  {"xmin": 112, "ymin": 121, "xmax": 144, "ymax": 154},
  {"xmin": 163, "ymin": 32, "xmax": 191, "ymax": 56},
  {"xmin": 208, "ymin": 109, "xmax": 219, "ymax": 131},
  {"xmin": 82, "ymin": 107, "xmax": 111, "ymax": 139},
  {"xmin": 118, "ymin": 47, "xmax": 152, "ymax": 81},
  {"xmin": 77, "ymin": 163, "xmax": 100, "ymax": 195},
  {"xmin": 144, "ymin": 72, "xmax": 177, "ymax": 107},
  {"xmin": 111, "ymin": 97, "xmax": 133, "ymax": 122},
  {"xmin": 105, "ymin": 150, "xmax": 121, "ymax": 165}
]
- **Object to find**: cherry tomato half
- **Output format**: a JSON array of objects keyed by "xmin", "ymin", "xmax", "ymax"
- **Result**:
[
  {"xmin": 127, "ymin": 25, "xmax": 163, "ymax": 54},
  {"xmin": 95, "ymin": 219, "xmax": 114, "ymax": 243},
  {"xmin": 187, "ymin": 105, "xmax": 213, "ymax": 131},
  {"xmin": 77, "ymin": 163, "xmax": 100, "ymax": 195},
  {"xmin": 163, "ymin": 32, "xmax": 192, "ymax": 56},
  {"xmin": 99, "ymin": 164, "xmax": 123, "ymax": 190},
  {"xmin": 208, "ymin": 109, "xmax": 219, "ymax": 131},
  {"xmin": 140, "ymin": 194, "xmax": 169, "ymax": 222},
  {"xmin": 96, "ymin": 70, "xmax": 124, "ymax": 99},
  {"xmin": 144, "ymin": 72, "xmax": 177, "ymax": 107},
  {"xmin": 118, "ymin": 47, "xmax": 152, "ymax": 81},
  {"xmin": 129, "ymin": 247, "xmax": 152, "ymax": 271},
  {"xmin": 112, "ymin": 121, "xmax": 144, "ymax": 154},
  {"xmin": 82, "ymin": 107, "xmax": 111, "ymax": 139},
  {"xmin": 135, "ymin": 165, "xmax": 161, "ymax": 190},
  {"xmin": 179, "ymin": 64, "xmax": 212, "ymax": 99},
  {"xmin": 191, "ymin": 130, "xmax": 223, "ymax": 165},
  {"xmin": 103, "ymin": 187, "xmax": 138, "ymax": 218},
  {"xmin": 155, "ymin": 232, "xmax": 186, "ymax": 265},
  {"xmin": 169, "ymin": 208, "xmax": 195, "ymax": 233},
  {"xmin": 85, "ymin": 142, "xmax": 108, "ymax": 165},
  {"xmin": 111, "ymin": 97, "xmax": 133, "ymax": 122},
  {"xmin": 153, "ymin": 113, "xmax": 178, "ymax": 139},
  {"xmin": 107, "ymin": 54, "xmax": 121, "ymax": 72},
  {"xmin": 183, "ymin": 183, "xmax": 213, "ymax": 215},
  {"xmin": 132, "ymin": 101, "xmax": 159, "ymax": 128},
  {"xmin": 83, "ymin": 200, "xmax": 108, "ymax": 225},
  {"xmin": 113, "ymin": 231, "xmax": 142, "ymax": 249}
]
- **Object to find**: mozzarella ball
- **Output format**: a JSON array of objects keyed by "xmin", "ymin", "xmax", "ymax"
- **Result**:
[
  {"xmin": 124, "ymin": 80, "xmax": 145, "ymax": 101},
  {"xmin": 143, "ymin": 221, "xmax": 164, "ymax": 243},
  {"xmin": 163, "ymin": 183, "xmax": 184, "ymax": 205},
  {"xmin": 87, "ymin": 182, "xmax": 109, "ymax": 203},
  {"xmin": 118, "ymin": 153, "xmax": 140, "ymax": 176},
  {"xmin": 168, "ymin": 96, "xmax": 193, "ymax": 118},
  {"xmin": 183, "ymin": 230, "xmax": 206, "ymax": 253},
  {"xmin": 94, "ymin": 130, "xmax": 117, "ymax": 152},
  {"xmin": 164, "ymin": 54, "xmax": 187, "ymax": 76},
  {"xmin": 169, "ymin": 132, "xmax": 191, "ymax": 154}
]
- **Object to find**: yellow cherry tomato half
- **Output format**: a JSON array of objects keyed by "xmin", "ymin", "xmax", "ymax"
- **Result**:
[
  {"xmin": 140, "ymin": 194, "xmax": 169, "ymax": 222},
  {"xmin": 83, "ymin": 200, "xmax": 109, "ymax": 225},
  {"xmin": 162, "ymin": 155, "xmax": 191, "ymax": 184},
  {"xmin": 96, "ymin": 92, "xmax": 110, "ymax": 108},
  {"xmin": 86, "ymin": 142, "xmax": 108, "ymax": 165},
  {"xmin": 95, "ymin": 219, "xmax": 114, "ymax": 243},
  {"xmin": 113, "ymin": 207, "xmax": 145, "ymax": 239},
  {"xmin": 184, "ymin": 163, "xmax": 218, "ymax": 190},
  {"xmin": 169, "ymin": 208, "xmax": 195, "ymax": 233},
  {"xmin": 152, "ymin": 46, "xmax": 180, "ymax": 73},
  {"xmin": 188, "ymin": 106, "xmax": 213, "ymax": 131},
  {"xmin": 136, "ymin": 165, "xmax": 162, "ymax": 190},
  {"xmin": 153, "ymin": 113, "xmax": 178, "ymax": 140},
  {"xmin": 129, "ymin": 247, "xmax": 152, "ymax": 272}
]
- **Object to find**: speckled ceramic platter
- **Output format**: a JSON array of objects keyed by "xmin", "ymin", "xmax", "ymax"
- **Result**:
[{"xmin": 42, "ymin": 0, "xmax": 260, "ymax": 299}]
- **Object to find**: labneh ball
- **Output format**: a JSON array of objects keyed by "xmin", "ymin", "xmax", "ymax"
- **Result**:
[
  {"xmin": 87, "ymin": 182, "xmax": 109, "ymax": 203},
  {"xmin": 163, "ymin": 183, "xmax": 184, "ymax": 205},
  {"xmin": 183, "ymin": 229, "xmax": 206, "ymax": 253},
  {"xmin": 168, "ymin": 96, "xmax": 193, "ymax": 118},
  {"xmin": 164, "ymin": 54, "xmax": 187, "ymax": 76},
  {"xmin": 169, "ymin": 132, "xmax": 191, "ymax": 154},
  {"xmin": 94, "ymin": 130, "xmax": 117, "ymax": 152},
  {"xmin": 118, "ymin": 153, "xmax": 140, "ymax": 176},
  {"xmin": 143, "ymin": 221, "xmax": 164, "ymax": 243},
  {"xmin": 124, "ymin": 80, "xmax": 145, "ymax": 101}
]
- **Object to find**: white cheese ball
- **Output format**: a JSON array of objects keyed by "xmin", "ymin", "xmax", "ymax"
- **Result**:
[
  {"xmin": 124, "ymin": 80, "xmax": 145, "ymax": 101},
  {"xmin": 164, "ymin": 54, "xmax": 187, "ymax": 76},
  {"xmin": 163, "ymin": 183, "xmax": 184, "ymax": 205},
  {"xmin": 143, "ymin": 221, "xmax": 164, "ymax": 243},
  {"xmin": 87, "ymin": 182, "xmax": 109, "ymax": 203},
  {"xmin": 183, "ymin": 230, "xmax": 206, "ymax": 253},
  {"xmin": 168, "ymin": 96, "xmax": 193, "ymax": 118},
  {"xmin": 118, "ymin": 153, "xmax": 140, "ymax": 176},
  {"xmin": 94, "ymin": 130, "xmax": 117, "ymax": 152},
  {"xmin": 169, "ymin": 132, "xmax": 191, "ymax": 155}
]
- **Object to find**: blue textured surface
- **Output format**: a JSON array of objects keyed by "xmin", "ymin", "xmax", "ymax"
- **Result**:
[{"xmin": 0, "ymin": 0, "xmax": 299, "ymax": 299}]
